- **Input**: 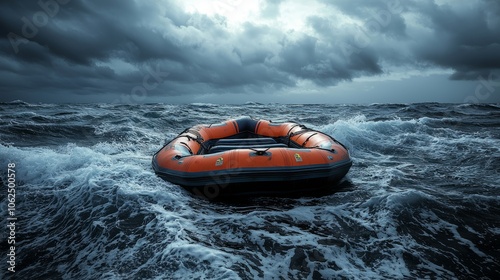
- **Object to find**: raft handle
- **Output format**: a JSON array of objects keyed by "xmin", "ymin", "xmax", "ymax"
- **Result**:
[{"xmin": 249, "ymin": 147, "xmax": 271, "ymax": 156}]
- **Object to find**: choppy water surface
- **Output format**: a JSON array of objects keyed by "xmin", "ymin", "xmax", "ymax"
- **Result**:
[{"xmin": 1, "ymin": 101, "xmax": 499, "ymax": 279}]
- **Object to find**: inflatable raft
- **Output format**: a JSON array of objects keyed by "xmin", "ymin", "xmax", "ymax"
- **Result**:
[{"xmin": 152, "ymin": 117, "xmax": 352, "ymax": 198}]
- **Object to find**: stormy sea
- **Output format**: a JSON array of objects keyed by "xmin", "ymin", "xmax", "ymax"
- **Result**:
[{"xmin": 1, "ymin": 101, "xmax": 499, "ymax": 279}]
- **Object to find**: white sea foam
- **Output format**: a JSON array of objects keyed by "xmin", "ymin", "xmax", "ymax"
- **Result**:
[{"xmin": 0, "ymin": 103, "xmax": 498, "ymax": 279}]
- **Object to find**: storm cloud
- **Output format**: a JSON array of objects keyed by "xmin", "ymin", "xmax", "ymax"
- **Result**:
[{"xmin": 0, "ymin": 0, "xmax": 499, "ymax": 103}]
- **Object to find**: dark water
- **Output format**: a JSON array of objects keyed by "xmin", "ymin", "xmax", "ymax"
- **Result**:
[{"xmin": 0, "ymin": 101, "xmax": 499, "ymax": 279}]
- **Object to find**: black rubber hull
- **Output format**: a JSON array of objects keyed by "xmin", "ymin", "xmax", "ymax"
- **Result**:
[{"xmin": 153, "ymin": 157, "xmax": 352, "ymax": 199}]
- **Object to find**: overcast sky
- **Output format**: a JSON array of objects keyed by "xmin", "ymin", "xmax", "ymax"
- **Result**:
[{"xmin": 1, "ymin": 0, "xmax": 499, "ymax": 104}]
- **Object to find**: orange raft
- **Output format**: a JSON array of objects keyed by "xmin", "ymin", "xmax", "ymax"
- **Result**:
[{"xmin": 152, "ymin": 117, "xmax": 352, "ymax": 197}]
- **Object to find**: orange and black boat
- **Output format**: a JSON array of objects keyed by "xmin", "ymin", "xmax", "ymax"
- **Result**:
[{"xmin": 152, "ymin": 117, "xmax": 352, "ymax": 198}]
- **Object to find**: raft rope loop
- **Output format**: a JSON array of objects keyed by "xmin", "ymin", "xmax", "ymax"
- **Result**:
[
  {"xmin": 185, "ymin": 129, "xmax": 209, "ymax": 154},
  {"xmin": 284, "ymin": 122, "xmax": 349, "ymax": 153},
  {"xmin": 301, "ymin": 132, "xmax": 318, "ymax": 147},
  {"xmin": 286, "ymin": 124, "xmax": 306, "ymax": 147}
]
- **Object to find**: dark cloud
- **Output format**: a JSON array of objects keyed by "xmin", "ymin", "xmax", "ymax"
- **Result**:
[
  {"xmin": 0, "ymin": 0, "xmax": 297, "ymax": 100},
  {"xmin": 0, "ymin": 0, "xmax": 499, "ymax": 103},
  {"xmin": 319, "ymin": 0, "xmax": 500, "ymax": 80},
  {"xmin": 412, "ymin": 0, "xmax": 500, "ymax": 79},
  {"xmin": 319, "ymin": 0, "xmax": 408, "ymax": 38},
  {"xmin": 275, "ymin": 34, "xmax": 382, "ymax": 85}
]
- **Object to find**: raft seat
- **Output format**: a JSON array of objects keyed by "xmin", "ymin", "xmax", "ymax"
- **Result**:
[
  {"xmin": 208, "ymin": 143, "xmax": 287, "ymax": 154},
  {"xmin": 214, "ymin": 137, "xmax": 277, "ymax": 146}
]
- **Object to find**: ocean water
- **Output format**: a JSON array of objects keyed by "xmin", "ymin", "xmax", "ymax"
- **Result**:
[{"xmin": 0, "ymin": 101, "xmax": 499, "ymax": 279}]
